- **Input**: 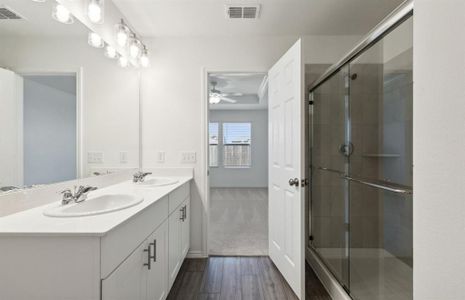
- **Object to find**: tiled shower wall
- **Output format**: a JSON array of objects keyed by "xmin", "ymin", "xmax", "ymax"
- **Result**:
[{"xmin": 308, "ymin": 52, "xmax": 413, "ymax": 266}]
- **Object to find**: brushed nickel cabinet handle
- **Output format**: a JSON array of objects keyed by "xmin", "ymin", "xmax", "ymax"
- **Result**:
[
  {"xmin": 179, "ymin": 207, "xmax": 184, "ymax": 221},
  {"xmin": 143, "ymin": 244, "xmax": 151, "ymax": 270}
]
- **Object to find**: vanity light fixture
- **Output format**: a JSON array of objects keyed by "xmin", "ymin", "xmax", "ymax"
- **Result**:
[
  {"xmin": 129, "ymin": 38, "xmax": 142, "ymax": 58},
  {"xmin": 140, "ymin": 48, "xmax": 149, "ymax": 68},
  {"xmin": 87, "ymin": 0, "xmax": 104, "ymax": 24},
  {"xmin": 116, "ymin": 21, "xmax": 130, "ymax": 47},
  {"xmin": 88, "ymin": 32, "xmax": 105, "ymax": 48},
  {"xmin": 31, "ymin": 0, "xmax": 47, "ymax": 2},
  {"xmin": 52, "ymin": 3, "xmax": 74, "ymax": 24},
  {"xmin": 118, "ymin": 55, "xmax": 129, "ymax": 68},
  {"xmin": 115, "ymin": 19, "xmax": 150, "ymax": 68},
  {"xmin": 104, "ymin": 45, "xmax": 117, "ymax": 59}
]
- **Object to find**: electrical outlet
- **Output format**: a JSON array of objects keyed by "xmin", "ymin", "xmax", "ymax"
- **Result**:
[
  {"xmin": 180, "ymin": 151, "xmax": 196, "ymax": 163},
  {"xmin": 120, "ymin": 151, "xmax": 128, "ymax": 164},
  {"xmin": 87, "ymin": 152, "xmax": 104, "ymax": 164},
  {"xmin": 157, "ymin": 151, "xmax": 166, "ymax": 163}
]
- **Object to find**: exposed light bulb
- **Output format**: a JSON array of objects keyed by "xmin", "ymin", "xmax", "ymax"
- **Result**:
[
  {"xmin": 129, "ymin": 39, "xmax": 141, "ymax": 58},
  {"xmin": 140, "ymin": 53, "xmax": 149, "ymax": 68},
  {"xmin": 88, "ymin": 0, "xmax": 104, "ymax": 24},
  {"xmin": 209, "ymin": 94, "xmax": 221, "ymax": 104},
  {"xmin": 104, "ymin": 45, "xmax": 117, "ymax": 59},
  {"xmin": 88, "ymin": 32, "xmax": 104, "ymax": 48},
  {"xmin": 118, "ymin": 56, "xmax": 129, "ymax": 68},
  {"xmin": 116, "ymin": 23, "xmax": 129, "ymax": 47},
  {"xmin": 52, "ymin": 4, "xmax": 74, "ymax": 24}
]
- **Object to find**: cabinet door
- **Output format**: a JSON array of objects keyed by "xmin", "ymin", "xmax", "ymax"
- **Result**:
[
  {"xmin": 147, "ymin": 221, "xmax": 168, "ymax": 300},
  {"xmin": 181, "ymin": 198, "xmax": 190, "ymax": 259},
  {"xmin": 168, "ymin": 206, "xmax": 182, "ymax": 288},
  {"xmin": 102, "ymin": 239, "xmax": 150, "ymax": 300}
]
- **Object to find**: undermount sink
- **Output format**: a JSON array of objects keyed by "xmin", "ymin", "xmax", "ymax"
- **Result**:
[
  {"xmin": 43, "ymin": 194, "xmax": 143, "ymax": 217},
  {"xmin": 136, "ymin": 177, "xmax": 179, "ymax": 187}
]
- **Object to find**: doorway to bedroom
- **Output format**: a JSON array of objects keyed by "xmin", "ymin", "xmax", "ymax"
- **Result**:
[{"xmin": 207, "ymin": 72, "xmax": 269, "ymax": 256}]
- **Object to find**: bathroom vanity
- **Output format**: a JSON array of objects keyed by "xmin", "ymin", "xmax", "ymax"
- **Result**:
[{"xmin": 0, "ymin": 176, "xmax": 192, "ymax": 300}]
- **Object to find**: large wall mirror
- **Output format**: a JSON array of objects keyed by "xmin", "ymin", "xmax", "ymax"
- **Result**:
[{"xmin": 0, "ymin": 0, "xmax": 140, "ymax": 191}]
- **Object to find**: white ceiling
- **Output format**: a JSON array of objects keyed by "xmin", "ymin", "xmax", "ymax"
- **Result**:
[
  {"xmin": 209, "ymin": 72, "xmax": 268, "ymax": 110},
  {"xmin": 113, "ymin": 0, "xmax": 405, "ymax": 37},
  {"xmin": 0, "ymin": 0, "xmax": 87, "ymax": 37}
]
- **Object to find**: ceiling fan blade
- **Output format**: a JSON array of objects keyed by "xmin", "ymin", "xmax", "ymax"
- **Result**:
[
  {"xmin": 220, "ymin": 97, "xmax": 237, "ymax": 103},
  {"xmin": 221, "ymin": 92, "xmax": 244, "ymax": 97}
]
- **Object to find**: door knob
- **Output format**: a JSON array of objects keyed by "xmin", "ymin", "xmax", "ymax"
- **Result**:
[{"xmin": 289, "ymin": 178, "xmax": 299, "ymax": 187}]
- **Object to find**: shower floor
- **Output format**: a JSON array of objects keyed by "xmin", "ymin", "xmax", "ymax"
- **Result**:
[{"xmin": 316, "ymin": 248, "xmax": 413, "ymax": 300}]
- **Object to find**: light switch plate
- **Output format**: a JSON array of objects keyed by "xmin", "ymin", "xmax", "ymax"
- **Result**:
[
  {"xmin": 157, "ymin": 151, "xmax": 166, "ymax": 163},
  {"xmin": 87, "ymin": 152, "xmax": 104, "ymax": 164},
  {"xmin": 120, "ymin": 151, "xmax": 128, "ymax": 164},
  {"xmin": 180, "ymin": 151, "xmax": 196, "ymax": 163}
]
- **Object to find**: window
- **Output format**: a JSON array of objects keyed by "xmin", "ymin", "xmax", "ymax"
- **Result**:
[
  {"xmin": 223, "ymin": 123, "xmax": 251, "ymax": 167},
  {"xmin": 209, "ymin": 122, "xmax": 219, "ymax": 167}
]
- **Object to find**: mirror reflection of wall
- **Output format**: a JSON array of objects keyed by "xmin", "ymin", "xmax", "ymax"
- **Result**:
[
  {"xmin": 0, "ymin": 0, "xmax": 140, "ymax": 191},
  {"xmin": 23, "ymin": 74, "xmax": 77, "ymax": 186}
]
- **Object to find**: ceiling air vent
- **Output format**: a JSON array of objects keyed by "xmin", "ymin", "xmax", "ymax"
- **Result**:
[
  {"xmin": 225, "ymin": 5, "xmax": 260, "ymax": 19},
  {"xmin": 0, "ymin": 6, "xmax": 24, "ymax": 20}
]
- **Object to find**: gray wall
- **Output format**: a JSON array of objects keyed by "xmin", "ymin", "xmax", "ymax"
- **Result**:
[
  {"xmin": 23, "ymin": 75, "xmax": 77, "ymax": 186},
  {"xmin": 209, "ymin": 109, "xmax": 268, "ymax": 188}
]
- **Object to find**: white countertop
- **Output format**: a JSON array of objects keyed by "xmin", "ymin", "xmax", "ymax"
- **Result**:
[{"xmin": 0, "ymin": 176, "xmax": 192, "ymax": 237}]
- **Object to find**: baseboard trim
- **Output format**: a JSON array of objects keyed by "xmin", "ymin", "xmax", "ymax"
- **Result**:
[
  {"xmin": 306, "ymin": 247, "xmax": 351, "ymax": 300},
  {"xmin": 187, "ymin": 250, "xmax": 208, "ymax": 259}
]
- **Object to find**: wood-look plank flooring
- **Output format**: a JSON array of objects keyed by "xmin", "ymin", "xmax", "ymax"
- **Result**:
[{"xmin": 167, "ymin": 257, "xmax": 331, "ymax": 300}]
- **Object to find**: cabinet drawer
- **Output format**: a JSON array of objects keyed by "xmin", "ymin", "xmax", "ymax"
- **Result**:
[
  {"xmin": 101, "ymin": 196, "xmax": 169, "ymax": 279},
  {"xmin": 168, "ymin": 183, "xmax": 189, "ymax": 214}
]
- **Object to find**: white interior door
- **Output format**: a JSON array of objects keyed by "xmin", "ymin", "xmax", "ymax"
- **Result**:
[{"xmin": 268, "ymin": 39, "xmax": 305, "ymax": 299}]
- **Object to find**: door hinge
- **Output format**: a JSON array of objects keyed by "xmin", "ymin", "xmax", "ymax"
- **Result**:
[{"xmin": 301, "ymin": 178, "xmax": 309, "ymax": 187}]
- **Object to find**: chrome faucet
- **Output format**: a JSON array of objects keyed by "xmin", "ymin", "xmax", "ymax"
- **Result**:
[
  {"xmin": 61, "ymin": 185, "xmax": 98, "ymax": 205},
  {"xmin": 133, "ymin": 171, "xmax": 152, "ymax": 183}
]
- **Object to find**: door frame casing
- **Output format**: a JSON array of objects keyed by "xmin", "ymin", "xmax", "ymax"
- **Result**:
[{"xmin": 200, "ymin": 67, "xmax": 269, "ymax": 257}]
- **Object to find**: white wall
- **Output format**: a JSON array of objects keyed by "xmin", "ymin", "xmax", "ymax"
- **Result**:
[
  {"xmin": 209, "ymin": 109, "xmax": 268, "ymax": 188},
  {"xmin": 140, "ymin": 35, "xmax": 361, "ymax": 255},
  {"xmin": 413, "ymin": 0, "xmax": 465, "ymax": 298},
  {"xmin": 0, "ymin": 37, "xmax": 140, "ymax": 177},
  {"xmin": 0, "ymin": 68, "xmax": 23, "ymax": 188}
]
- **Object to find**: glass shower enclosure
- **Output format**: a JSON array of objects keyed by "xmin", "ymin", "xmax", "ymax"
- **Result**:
[{"xmin": 308, "ymin": 6, "xmax": 413, "ymax": 300}]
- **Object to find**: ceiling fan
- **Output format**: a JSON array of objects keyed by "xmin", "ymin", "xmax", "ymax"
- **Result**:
[{"xmin": 209, "ymin": 81, "xmax": 241, "ymax": 104}]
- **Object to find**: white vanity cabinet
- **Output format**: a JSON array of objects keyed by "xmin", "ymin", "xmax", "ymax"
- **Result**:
[
  {"xmin": 0, "ymin": 179, "xmax": 191, "ymax": 300},
  {"xmin": 102, "ymin": 221, "xmax": 168, "ymax": 300},
  {"xmin": 102, "ymin": 182, "xmax": 190, "ymax": 300},
  {"xmin": 168, "ymin": 184, "xmax": 191, "ymax": 288},
  {"xmin": 147, "ymin": 222, "xmax": 169, "ymax": 300}
]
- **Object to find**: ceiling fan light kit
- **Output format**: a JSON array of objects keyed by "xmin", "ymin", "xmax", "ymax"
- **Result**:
[{"xmin": 209, "ymin": 81, "xmax": 238, "ymax": 104}]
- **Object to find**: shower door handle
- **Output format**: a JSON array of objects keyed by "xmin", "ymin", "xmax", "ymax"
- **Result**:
[{"xmin": 289, "ymin": 178, "xmax": 299, "ymax": 187}]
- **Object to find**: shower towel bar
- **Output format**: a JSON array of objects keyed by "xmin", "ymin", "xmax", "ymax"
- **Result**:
[
  {"xmin": 316, "ymin": 166, "xmax": 413, "ymax": 195},
  {"xmin": 342, "ymin": 175, "xmax": 412, "ymax": 195}
]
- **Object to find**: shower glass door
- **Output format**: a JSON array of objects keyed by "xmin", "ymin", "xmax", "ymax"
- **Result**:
[
  {"xmin": 310, "ymin": 65, "xmax": 350, "ymax": 289},
  {"xmin": 348, "ymin": 17, "xmax": 413, "ymax": 300},
  {"xmin": 309, "ymin": 15, "xmax": 413, "ymax": 300}
]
